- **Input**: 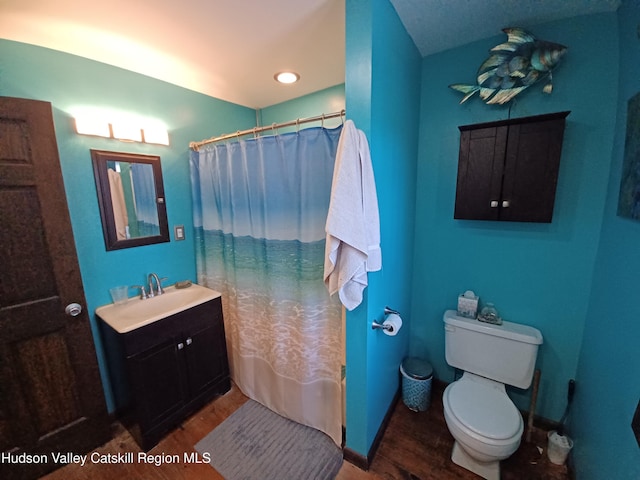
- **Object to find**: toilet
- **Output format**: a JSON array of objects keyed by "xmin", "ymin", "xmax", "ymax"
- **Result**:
[{"xmin": 442, "ymin": 310, "xmax": 543, "ymax": 480}]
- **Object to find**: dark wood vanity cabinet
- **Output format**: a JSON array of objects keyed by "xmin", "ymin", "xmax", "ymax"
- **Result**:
[
  {"xmin": 454, "ymin": 111, "xmax": 569, "ymax": 222},
  {"xmin": 99, "ymin": 297, "xmax": 230, "ymax": 450}
]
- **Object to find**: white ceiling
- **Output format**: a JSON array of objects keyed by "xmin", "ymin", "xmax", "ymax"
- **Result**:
[
  {"xmin": 0, "ymin": 0, "xmax": 346, "ymax": 109},
  {"xmin": 0, "ymin": 0, "xmax": 620, "ymax": 110}
]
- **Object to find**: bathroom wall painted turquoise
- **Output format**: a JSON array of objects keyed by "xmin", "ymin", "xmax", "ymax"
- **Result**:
[
  {"xmin": 411, "ymin": 13, "xmax": 618, "ymax": 422},
  {"xmin": 570, "ymin": 2, "xmax": 640, "ymax": 478},
  {"xmin": 259, "ymin": 84, "xmax": 345, "ymax": 133},
  {"xmin": 344, "ymin": 0, "xmax": 421, "ymax": 456},
  {"xmin": 0, "ymin": 39, "xmax": 348, "ymax": 412},
  {"xmin": 0, "ymin": 39, "xmax": 256, "ymax": 411}
]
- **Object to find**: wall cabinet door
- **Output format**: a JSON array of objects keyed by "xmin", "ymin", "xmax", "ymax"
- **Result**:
[
  {"xmin": 454, "ymin": 125, "xmax": 507, "ymax": 221},
  {"xmin": 454, "ymin": 111, "xmax": 569, "ymax": 222}
]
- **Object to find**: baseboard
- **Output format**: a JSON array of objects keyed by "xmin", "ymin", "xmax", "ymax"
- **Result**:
[
  {"xmin": 343, "ymin": 446, "xmax": 369, "ymax": 471},
  {"xmin": 343, "ymin": 388, "xmax": 401, "ymax": 471}
]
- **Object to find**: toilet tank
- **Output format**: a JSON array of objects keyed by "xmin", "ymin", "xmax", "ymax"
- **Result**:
[{"xmin": 443, "ymin": 310, "xmax": 543, "ymax": 389}]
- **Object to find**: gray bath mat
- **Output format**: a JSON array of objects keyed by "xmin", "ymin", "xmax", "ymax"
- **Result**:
[{"xmin": 195, "ymin": 399, "xmax": 343, "ymax": 480}]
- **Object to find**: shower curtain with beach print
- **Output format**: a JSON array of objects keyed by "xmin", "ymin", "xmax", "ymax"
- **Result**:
[{"xmin": 190, "ymin": 125, "xmax": 343, "ymax": 446}]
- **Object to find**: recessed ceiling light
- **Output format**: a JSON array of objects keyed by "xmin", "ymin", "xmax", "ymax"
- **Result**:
[{"xmin": 274, "ymin": 71, "xmax": 300, "ymax": 84}]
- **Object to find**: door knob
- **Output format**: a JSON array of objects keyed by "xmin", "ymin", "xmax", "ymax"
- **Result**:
[{"xmin": 65, "ymin": 303, "xmax": 83, "ymax": 317}]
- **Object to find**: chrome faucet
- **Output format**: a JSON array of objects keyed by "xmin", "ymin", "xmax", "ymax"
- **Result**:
[
  {"xmin": 148, "ymin": 273, "xmax": 165, "ymax": 297},
  {"xmin": 132, "ymin": 274, "xmax": 166, "ymax": 300}
]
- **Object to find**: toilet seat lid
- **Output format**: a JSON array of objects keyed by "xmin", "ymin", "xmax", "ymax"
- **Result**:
[{"xmin": 447, "ymin": 380, "xmax": 522, "ymax": 440}]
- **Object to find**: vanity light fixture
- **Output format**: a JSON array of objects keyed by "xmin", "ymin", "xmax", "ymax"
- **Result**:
[
  {"xmin": 274, "ymin": 71, "xmax": 300, "ymax": 84},
  {"xmin": 74, "ymin": 114, "xmax": 169, "ymax": 146}
]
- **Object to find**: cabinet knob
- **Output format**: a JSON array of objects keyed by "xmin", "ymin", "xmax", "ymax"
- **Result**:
[
  {"xmin": 186, "ymin": 337, "xmax": 193, "ymax": 346},
  {"xmin": 502, "ymin": 200, "xmax": 510, "ymax": 208},
  {"xmin": 177, "ymin": 342, "xmax": 184, "ymax": 350},
  {"xmin": 490, "ymin": 200, "xmax": 499, "ymax": 208}
]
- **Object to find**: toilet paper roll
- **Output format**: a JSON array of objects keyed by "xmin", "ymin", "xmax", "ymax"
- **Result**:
[{"xmin": 383, "ymin": 313, "xmax": 403, "ymax": 336}]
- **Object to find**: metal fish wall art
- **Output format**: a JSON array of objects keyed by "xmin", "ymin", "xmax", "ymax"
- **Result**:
[{"xmin": 449, "ymin": 28, "xmax": 567, "ymax": 105}]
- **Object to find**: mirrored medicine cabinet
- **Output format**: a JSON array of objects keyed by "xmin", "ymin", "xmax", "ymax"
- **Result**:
[{"xmin": 91, "ymin": 149, "xmax": 169, "ymax": 250}]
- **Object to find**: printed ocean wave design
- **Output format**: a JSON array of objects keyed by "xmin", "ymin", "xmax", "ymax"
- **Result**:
[{"xmin": 196, "ymin": 228, "xmax": 342, "ymax": 383}]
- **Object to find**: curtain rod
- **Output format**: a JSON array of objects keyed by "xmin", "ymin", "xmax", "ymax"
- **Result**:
[{"xmin": 189, "ymin": 109, "xmax": 346, "ymax": 151}]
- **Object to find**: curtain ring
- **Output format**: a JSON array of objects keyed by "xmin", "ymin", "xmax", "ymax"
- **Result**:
[
  {"xmin": 321, "ymin": 114, "xmax": 325, "ymax": 129},
  {"xmin": 296, "ymin": 118, "xmax": 300, "ymax": 133},
  {"xmin": 253, "ymin": 126, "xmax": 258, "ymax": 139},
  {"xmin": 340, "ymin": 109, "xmax": 345, "ymax": 125},
  {"xmin": 272, "ymin": 123, "xmax": 278, "ymax": 136}
]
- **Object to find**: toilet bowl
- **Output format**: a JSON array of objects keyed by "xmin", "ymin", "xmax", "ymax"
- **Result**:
[
  {"xmin": 442, "ymin": 310, "xmax": 543, "ymax": 480},
  {"xmin": 443, "ymin": 373, "xmax": 523, "ymax": 480}
]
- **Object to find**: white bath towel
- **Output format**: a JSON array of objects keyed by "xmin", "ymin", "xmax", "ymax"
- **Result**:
[
  {"xmin": 108, "ymin": 168, "xmax": 129, "ymax": 240},
  {"xmin": 324, "ymin": 120, "xmax": 381, "ymax": 311}
]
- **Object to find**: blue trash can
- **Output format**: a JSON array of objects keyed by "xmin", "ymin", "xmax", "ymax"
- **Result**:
[{"xmin": 400, "ymin": 357, "xmax": 433, "ymax": 412}]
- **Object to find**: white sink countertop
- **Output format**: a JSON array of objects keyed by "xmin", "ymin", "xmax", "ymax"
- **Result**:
[{"xmin": 96, "ymin": 283, "xmax": 221, "ymax": 333}]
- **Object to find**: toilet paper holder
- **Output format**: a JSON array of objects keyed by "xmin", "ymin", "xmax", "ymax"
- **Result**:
[{"xmin": 372, "ymin": 306, "xmax": 401, "ymax": 331}]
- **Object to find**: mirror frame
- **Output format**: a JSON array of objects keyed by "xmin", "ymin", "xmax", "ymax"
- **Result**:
[{"xmin": 91, "ymin": 149, "xmax": 169, "ymax": 251}]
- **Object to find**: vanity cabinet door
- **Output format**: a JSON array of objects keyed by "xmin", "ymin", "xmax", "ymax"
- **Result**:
[
  {"xmin": 183, "ymin": 298, "xmax": 230, "ymax": 399},
  {"xmin": 184, "ymin": 322, "xmax": 229, "ymax": 398},
  {"xmin": 128, "ymin": 337, "xmax": 187, "ymax": 432}
]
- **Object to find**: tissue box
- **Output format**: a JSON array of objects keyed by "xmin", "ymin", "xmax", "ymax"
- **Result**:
[{"xmin": 457, "ymin": 292, "xmax": 478, "ymax": 318}]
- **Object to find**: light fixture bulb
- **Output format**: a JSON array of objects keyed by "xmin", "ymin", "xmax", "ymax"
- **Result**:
[
  {"xmin": 111, "ymin": 122, "xmax": 142, "ymax": 142},
  {"xmin": 275, "ymin": 71, "xmax": 300, "ymax": 84},
  {"xmin": 75, "ymin": 116, "xmax": 110, "ymax": 137},
  {"xmin": 143, "ymin": 126, "xmax": 170, "ymax": 146}
]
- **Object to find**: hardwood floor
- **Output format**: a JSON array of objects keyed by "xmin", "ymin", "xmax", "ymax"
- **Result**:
[
  {"xmin": 42, "ymin": 382, "xmax": 570, "ymax": 480},
  {"xmin": 346, "ymin": 381, "xmax": 571, "ymax": 480}
]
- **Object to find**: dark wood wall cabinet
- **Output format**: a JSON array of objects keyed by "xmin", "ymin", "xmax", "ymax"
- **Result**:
[
  {"xmin": 454, "ymin": 111, "xmax": 570, "ymax": 222},
  {"xmin": 99, "ymin": 297, "xmax": 230, "ymax": 450}
]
